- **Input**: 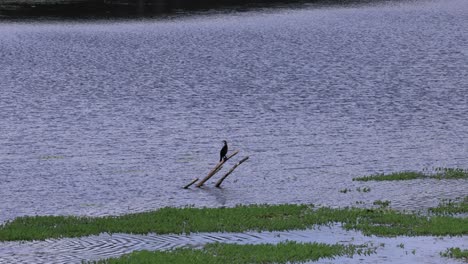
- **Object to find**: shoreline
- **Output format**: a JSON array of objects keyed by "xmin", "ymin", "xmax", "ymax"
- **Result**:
[{"xmin": 0, "ymin": 0, "xmax": 400, "ymax": 19}]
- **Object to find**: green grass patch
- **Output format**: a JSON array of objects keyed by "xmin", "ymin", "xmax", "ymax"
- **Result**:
[
  {"xmin": 353, "ymin": 168, "xmax": 468, "ymax": 181},
  {"xmin": 90, "ymin": 241, "xmax": 372, "ymax": 264},
  {"xmin": 353, "ymin": 171, "xmax": 424, "ymax": 181},
  {"xmin": 429, "ymin": 197, "xmax": 468, "ymax": 215},
  {"xmin": 1, "ymin": 204, "xmax": 467, "ymax": 241},
  {"xmin": 440, "ymin": 247, "xmax": 468, "ymax": 261}
]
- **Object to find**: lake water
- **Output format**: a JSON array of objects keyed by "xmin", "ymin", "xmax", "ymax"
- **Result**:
[{"xmin": 1, "ymin": 0, "xmax": 467, "ymax": 225}]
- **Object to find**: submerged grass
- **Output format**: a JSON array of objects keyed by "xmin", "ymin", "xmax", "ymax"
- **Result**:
[
  {"xmin": 353, "ymin": 168, "xmax": 468, "ymax": 181},
  {"xmin": 353, "ymin": 171, "xmax": 425, "ymax": 181},
  {"xmin": 1, "ymin": 204, "xmax": 467, "ymax": 241},
  {"xmin": 429, "ymin": 197, "xmax": 468, "ymax": 215},
  {"xmin": 90, "ymin": 241, "xmax": 368, "ymax": 264},
  {"xmin": 373, "ymin": 200, "xmax": 391, "ymax": 209},
  {"xmin": 440, "ymin": 247, "xmax": 468, "ymax": 262}
]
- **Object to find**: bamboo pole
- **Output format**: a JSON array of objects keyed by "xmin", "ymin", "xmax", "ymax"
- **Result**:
[
  {"xmin": 213, "ymin": 165, "xmax": 223, "ymax": 175},
  {"xmin": 215, "ymin": 156, "xmax": 249, "ymax": 188},
  {"xmin": 183, "ymin": 178, "xmax": 198, "ymax": 189},
  {"xmin": 196, "ymin": 150, "xmax": 239, "ymax": 187}
]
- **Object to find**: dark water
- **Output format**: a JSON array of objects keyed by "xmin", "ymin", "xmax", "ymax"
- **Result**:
[
  {"xmin": 0, "ymin": 0, "xmax": 398, "ymax": 19},
  {"xmin": 0, "ymin": 0, "xmax": 467, "ymax": 225}
]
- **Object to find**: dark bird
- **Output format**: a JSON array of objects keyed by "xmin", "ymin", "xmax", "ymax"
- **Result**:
[{"xmin": 220, "ymin": 140, "xmax": 228, "ymax": 162}]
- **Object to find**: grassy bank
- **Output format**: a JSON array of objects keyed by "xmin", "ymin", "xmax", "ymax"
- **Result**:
[
  {"xmin": 353, "ymin": 168, "xmax": 468, "ymax": 181},
  {"xmin": 90, "ymin": 241, "xmax": 371, "ymax": 264},
  {"xmin": 1, "ymin": 204, "xmax": 467, "ymax": 241}
]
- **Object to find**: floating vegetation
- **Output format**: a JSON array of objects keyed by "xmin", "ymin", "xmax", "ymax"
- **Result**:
[
  {"xmin": 373, "ymin": 200, "xmax": 391, "ymax": 209},
  {"xmin": 339, "ymin": 188, "xmax": 352, "ymax": 193},
  {"xmin": 433, "ymin": 167, "xmax": 468, "ymax": 179},
  {"xmin": 429, "ymin": 197, "xmax": 468, "ymax": 215},
  {"xmin": 0, "ymin": 204, "xmax": 467, "ymax": 241},
  {"xmin": 353, "ymin": 168, "xmax": 468, "ymax": 181},
  {"xmin": 89, "ymin": 241, "xmax": 373, "ymax": 264},
  {"xmin": 440, "ymin": 247, "xmax": 468, "ymax": 261},
  {"xmin": 39, "ymin": 155, "xmax": 65, "ymax": 160},
  {"xmin": 353, "ymin": 171, "xmax": 424, "ymax": 181},
  {"xmin": 356, "ymin": 187, "xmax": 371, "ymax": 193}
]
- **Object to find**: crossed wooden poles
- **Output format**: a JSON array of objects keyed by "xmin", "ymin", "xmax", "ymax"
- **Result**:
[{"xmin": 183, "ymin": 150, "xmax": 249, "ymax": 189}]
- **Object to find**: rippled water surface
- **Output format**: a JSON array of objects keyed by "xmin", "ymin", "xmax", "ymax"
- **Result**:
[
  {"xmin": 0, "ymin": 226, "xmax": 467, "ymax": 263},
  {"xmin": 1, "ymin": 0, "xmax": 467, "ymax": 224}
]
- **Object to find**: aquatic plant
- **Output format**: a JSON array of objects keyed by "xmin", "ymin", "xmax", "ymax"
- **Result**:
[
  {"xmin": 89, "ymin": 241, "xmax": 368, "ymax": 264},
  {"xmin": 356, "ymin": 187, "xmax": 371, "ymax": 192},
  {"xmin": 353, "ymin": 171, "xmax": 425, "ymax": 181},
  {"xmin": 0, "ymin": 204, "xmax": 467, "ymax": 241},
  {"xmin": 440, "ymin": 247, "xmax": 468, "ymax": 261},
  {"xmin": 434, "ymin": 167, "xmax": 468, "ymax": 179},
  {"xmin": 353, "ymin": 168, "xmax": 468, "ymax": 181},
  {"xmin": 373, "ymin": 200, "xmax": 391, "ymax": 209},
  {"xmin": 339, "ymin": 188, "xmax": 352, "ymax": 193},
  {"xmin": 39, "ymin": 155, "xmax": 65, "ymax": 160},
  {"xmin": 429, "ymin": 197, "xmax": 468, "ymax": 215}
]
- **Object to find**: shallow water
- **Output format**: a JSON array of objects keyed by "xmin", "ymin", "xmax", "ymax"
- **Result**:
[
  {"xmin": 1, "ymin": 0, "xmax": 468, "ymax": 223},
  {"xmin": 0, "ymin": 2, "xmax": 467, "ymax": 262},
  {"xmin": 0, "ymin": 225, "xmax": 466, "ymax": 263}
]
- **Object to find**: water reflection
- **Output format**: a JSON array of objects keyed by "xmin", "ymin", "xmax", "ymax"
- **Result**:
[
  {"xmin": 1, "ymin": 0, "xmax": 401, "ymax": 18},
  {"xmin": 0, "ymin": 0, "xmax": 298, "ymax": 18}
]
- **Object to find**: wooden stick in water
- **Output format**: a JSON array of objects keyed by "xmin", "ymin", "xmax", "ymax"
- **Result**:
[
  {"xmin": 196, "ymin": 150, "xmax": 239, "ymax": 187},
  {"xmin": 215, "ymin": 156, "xmax": 249, "ymax": 188},
  {"xmin": 183, "ymin": 178, "xmax": 199, "ymax": 189}
]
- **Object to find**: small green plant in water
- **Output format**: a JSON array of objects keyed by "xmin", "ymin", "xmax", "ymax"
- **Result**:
[
  {"xmin": 440, "ymin": 247, "xmax": 468, "ymax": 261},
  {"xmin": 373, "ymin": 200, "xmax": 391, "ymax": 209},
  {"xmin": 429, "ymin": 196, "xmax": 468, "ymax": 215},
  {"xmin": 340, "ymin": 188, "xmax": 352, "ymax": 193},
  {"xmin": 434, "ymin": 167, "xmax": 468, "ymax": 179},
  {"xmin": 356, "ymin": 187, "xmax": 371, "ymax": 193}
]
